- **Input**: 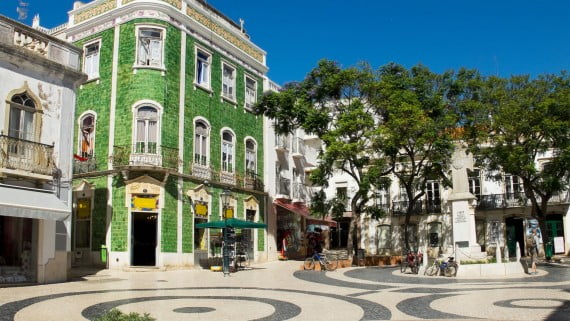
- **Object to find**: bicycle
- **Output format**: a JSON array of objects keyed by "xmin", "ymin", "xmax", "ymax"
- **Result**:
[
  {"xmin": 424, "ymin": 256, "xmax": 458, "ymax": 277},
  {"xmin": 400, "ymin": 249, "xmax": 423, "ymax": 274},
  {"xmin": 303, "ymin": 252, "xmax": 338, "ymax": 271}
]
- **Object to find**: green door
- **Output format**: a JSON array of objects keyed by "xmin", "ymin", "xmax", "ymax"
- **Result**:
[{"xmin": 506, "ymin": 224, "xmax": 517, "ymax": 256}]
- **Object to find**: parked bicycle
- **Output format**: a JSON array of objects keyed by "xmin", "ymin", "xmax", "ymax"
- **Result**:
[
  {"xmin": 424, "ymin": 256, "xmax": 458, "ymax": 277},
  {"xmin": 400, "ymin": 249, "xmax": 423, "ymax": 274},
  {"xmin": 304, "ymin": 252, "xmax": 338, "ymax": 271}
]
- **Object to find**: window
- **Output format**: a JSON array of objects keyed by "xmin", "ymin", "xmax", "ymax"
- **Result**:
[
  {"xmin": 79, "ymin": 113, "xmax": 95, "ymax": 158},
  {"xmin": 428, "ymin": 222, "xmax": 442, "ymax": 247},
  {"xmin": 426, "ymin": 181, "xmax": 441, "ymax": 213},
  {"xmin": 83, "ymin": 41, "xmax": 100, "ymax": 79},
  {"xmin": 221, "ymin": 131, "xmax": 234, "ymax": 172},
  {"xmin": 504, "ymin": 175, "xmax": 523, "ymax": 198},
  {"xmin": 245, "ymin": 139, "xmax": 256, "ymax": 177},
  {"xmin": 377, "ymin": 225, "xmax": 392, "ymax": 249},
  {"xmin": 245, "ymin": 76, "xmax": 257, "ymax": 110},
  {"xmin": 468, "ymin": 169, "xmax": 481, "ymax": 199},
  {"xmin": 195, "ymin": 48, "xmax": 211, "ymax": 88},
  {"xmin": 375, "ymin": 188, "xmax": 390, "ymax": 206},
  {"xmin": 136, "ymin": 27, "xmax": 163, "ymax": 68},
  {"xmin": 221, "ymin": 63, "xmax": 236, "ymax": 101},
  {"xmin": 134, "ymin": 106, "xmax": 158, "ymax": 154},
  {"xmin": 8, "ymin": 93, "xmax": 36, "ymax": 141},
  {"xmin": 194, "ymin": 120, "xmax": 209, "ymax": 166}
]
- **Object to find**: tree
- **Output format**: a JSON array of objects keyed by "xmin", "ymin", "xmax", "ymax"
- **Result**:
[
  {"xmin": 371, "ymin": 63, "xmax": 458, "ymax": 250},
  {"xmin": 257, "ymin": 60, "xmax": 391, "ymax": 255},
  {"xmin": 468, "ymin": 73, "xmax": 570, "ymax": 236}
]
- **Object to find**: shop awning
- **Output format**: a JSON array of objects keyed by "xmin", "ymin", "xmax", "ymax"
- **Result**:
[
  {"xmin": 0, "ymin": 186, "xmax": 70, "ymax": 221},
  {"xmin": 274, "ymin": 199, "xmax": 337, "ymax": 227}
]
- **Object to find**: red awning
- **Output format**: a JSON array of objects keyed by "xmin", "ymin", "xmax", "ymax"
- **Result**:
[{"xmin": 274, "ymin": 199, "xmax": 337, "ymax": 227}]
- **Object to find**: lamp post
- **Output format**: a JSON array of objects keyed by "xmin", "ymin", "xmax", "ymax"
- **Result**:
[{"xmin": 220, "ymin": 188, "xmax": 232, "ymax": 276}]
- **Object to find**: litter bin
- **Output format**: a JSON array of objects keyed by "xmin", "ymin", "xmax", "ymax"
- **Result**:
[
  {"xmin": 100, "ymin": 244, "xmax": 107, "ymax": 263},
  {"xmin": 545, "ymin": 241, "xmax": 553, "ymax": 260}
]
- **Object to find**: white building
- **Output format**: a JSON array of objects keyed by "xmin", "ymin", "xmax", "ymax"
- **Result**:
[{"xmin": 0, "ymin": 15, "xmax": 85, "ymax": 283}]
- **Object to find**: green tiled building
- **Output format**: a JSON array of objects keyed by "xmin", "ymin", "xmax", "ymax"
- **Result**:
[{"xmin": 65, "ymin": 0, "xmax": 268, "ymax": 268}]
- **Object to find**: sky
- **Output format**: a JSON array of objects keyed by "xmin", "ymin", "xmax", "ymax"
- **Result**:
[{"xmin": 1, "ymin": 0, "xmax": 570, "ymax": 85}]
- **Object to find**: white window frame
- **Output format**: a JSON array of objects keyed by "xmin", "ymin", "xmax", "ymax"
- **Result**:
[
  {"xmin": 194, "ymin": 46, "xmax": 212, "ymax": 91},
  {"xmin": 504, "ymin": 174, "xmax": 523, "ymax": 198},
  {"xmin": 134, "ymin": 25, "xmax": 166, "ymax": 70},
  {"xmin": 221, "ymin": 61, "xmax": 236, "ymax": 103},
  {"xmin": 245, "ymin": 137, "xmax": 257, "ymax": 177},
  {"xmin": 244, "ymin": 74, "xmax": 257, "ymax": 111},
  {"xmin": 193, "ymin": 119, "xmax": 210, "ymax": 166},
  {"xmin": 83, "ymin": 38, "xmax": 101, "ymax": 80},
  {"xmin": 221, "ymin": 129, "xmax": 235, "ymax": 173},
  {"xmin": 7, "ymin": 92, "xmax": 37, "ymax": 142},
  {"xmin": 77, "ymin": 111, "xmax": 97, "ymax": 159},
  {"xmin": 468, "ymin": 169, "xmax": 482, "ymax": 199},
  {"xmin": 131, "ymin": 102, "xmax": 162, "ymax": 155}
]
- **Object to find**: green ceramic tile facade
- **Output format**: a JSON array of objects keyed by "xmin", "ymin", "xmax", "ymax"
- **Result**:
[{"xmin": 72, "ymin": 16, "xmax": 266, "ymax": 264}]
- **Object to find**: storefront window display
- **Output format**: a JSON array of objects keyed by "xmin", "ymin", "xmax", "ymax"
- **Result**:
[{"xmin": 0, "ymin": 216, "xmax": 36, "ymax": 284}]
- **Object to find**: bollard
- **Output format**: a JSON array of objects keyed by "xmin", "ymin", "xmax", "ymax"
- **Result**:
[
  {"xmin": 504, "ymin": 246, "xmax": 509, "ymax": 262},
  {"xmin": 495, "ymin": 245, "xmax": 502, "ymax": 263},
  {"xmin": 516, "ymin": 242, "xmax": 521, "ymax": 262}
]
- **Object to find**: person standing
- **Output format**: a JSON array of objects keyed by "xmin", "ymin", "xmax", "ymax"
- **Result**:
[{"xmin": 528, "ymin": 228, "xmax": 540, "ymax": 274}]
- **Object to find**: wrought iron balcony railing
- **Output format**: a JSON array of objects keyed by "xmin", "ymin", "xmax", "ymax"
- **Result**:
[
  {"xmin": 112, "ymin": 145, "xmax": 180, "ymax": 170},
  {"xmin": 0, "ymin": 135, "xmax": 54, "ymax": 176},
  {"xmin": 276, "ymin": 177, "xmax": 291, "ymax": 197},
  {"xmin": 477, "ymin": 191, "xmax": 570, "ymax": 210},
  {"xmin": 243, "ymin": 171, "xmax": 264, "ymax": 192},
  {"xmin": 392, "ymin": 200, "xmax": 423, "ymax": 216},
  {"xmin": 292, "ymin": 182, "xmax": 308, "ymax": 202}
]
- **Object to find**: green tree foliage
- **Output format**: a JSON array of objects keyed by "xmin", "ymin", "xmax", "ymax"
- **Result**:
[
  {"xmin": 257, "ymin": 60, "xmax": 392, "ymax": 254},
  {"xmin": 465, "ymin": 73, "xmax": 570, "ymax": 234}
]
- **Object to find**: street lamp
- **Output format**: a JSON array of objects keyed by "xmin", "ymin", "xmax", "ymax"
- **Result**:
[{"xmin": 220, "ymin": 188, "xmax": 232, "ymax": 276}]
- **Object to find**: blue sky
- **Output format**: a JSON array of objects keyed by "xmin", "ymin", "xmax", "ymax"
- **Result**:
[{"xmin": 1, "ymin": 0, "xmax": 570, "ymax": 85}]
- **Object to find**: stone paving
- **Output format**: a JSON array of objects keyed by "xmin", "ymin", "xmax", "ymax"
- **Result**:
[{"xmin": 0, "ymin": 260, "xmax": 569, "ymax": 320}]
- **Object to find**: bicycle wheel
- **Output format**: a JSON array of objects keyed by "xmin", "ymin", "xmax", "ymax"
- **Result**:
[
  {"xmin": 303, "ymin": 257, "xmax": 315, "ymax": 270},
  {"xmin": 425, "ymin": 264, "xmax": 438, "ymax": 276},
  {"xmin": 411, "ymin": 263, "xmax": 419, "ymax": 274},
  {"xmin": 324, "ymin": 255, "xmax": 338, "ymax": 271},
  {"xmin": 400, "ymin": 259, "xmax": 407, "ymax": 273},
  {"xmin": 445, "ymin": 264, "xmax": 457, "ymax": 277}
]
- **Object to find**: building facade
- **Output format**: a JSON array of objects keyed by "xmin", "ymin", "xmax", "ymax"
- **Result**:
[
  {"xmin": 0, "ymin": 15, "xmax": 85, "ymax": 283},
  {"xmin": 63, "ymin": 0, "xmax": 268, "ymax": 269},
  {"xmin": 324, "ymin": 147, "xmax": 570, "ymax": 260}
]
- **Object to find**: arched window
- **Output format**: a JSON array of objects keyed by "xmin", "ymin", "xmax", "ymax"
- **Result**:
[
  {"xmin": 79, "ymin": 113, "xmax": 95, "ymax": 158},
  {"xmin": 194, "ymin": 120, "xmax": 209, "ymax": 166},
  {"xmin": 245, "ymin": 139, "xmax": 256, "ymax": 177},
  {"xmin": 134, "ymin": 106, "xmax": 158, "ymax": 154},
  {"xmin": 221, "ymin": 131, "xmax": 234, "ymax": 172},
  {"xmin": 8, "ymin": 93, "xmax": 36, "ymax": 141}
]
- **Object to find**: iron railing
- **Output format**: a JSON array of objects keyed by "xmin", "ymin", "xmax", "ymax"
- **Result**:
[
  {"xmin": 73, "ymin": 157, "xmax": 97, "ymax": 174},
  {"xmin": 112, "ymin": 145, "xmax": 180, "ymax": 170},
  {"xmin": 292, "ymin": 182, "xmax": 308, "ymax": 201},
  {"xmin": 0, "ymin": 135, "xmax": 54, "ymax": 176},
  {"xmin": 392, "ymin": 200, "xmax": 423, "ymax": 216},
  {"xmin": 276, "ymin": 177, "xmax": 291, "ymax": 197},
  {"xmin": 477, "ymin": 191, "xmax": 570, "ymax": 210},
  {"xmin": 244, "ymin": 171, "xmax": 264, "ymax": 191}
]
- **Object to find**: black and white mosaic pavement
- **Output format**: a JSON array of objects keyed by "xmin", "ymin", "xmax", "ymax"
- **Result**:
[{"xmin": 0, "ymin": 262, "xmax": 568, "ymax": 320}]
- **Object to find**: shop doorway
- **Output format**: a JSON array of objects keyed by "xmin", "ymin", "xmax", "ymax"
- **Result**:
[
  {"xmin": 545, "ymin": 214, "xmax": 564, "ymax": 251},
  {"xmin": 506, "ymin": 217, "xmax": 524, "ymax": 257},
  {"xmin": 131, "ymin": 212, "xmax": 157, "ymax": 266}
]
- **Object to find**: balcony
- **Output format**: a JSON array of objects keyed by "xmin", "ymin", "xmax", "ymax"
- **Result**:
[
  {"xmin": 0, "ymin": 135, "xmax": 54, "ymax": 179},
  {"xmin": 292, "ymin": 182, "xmax": 308, "ymax": 203},
  {"xmin": 425, "ymin": 200, "xmax": 442, "ymax": 214},
  {"xmin": 112, "ymin": 145, "xmax": 179, "ymax": 170},
  {"xmin": 291, "ymin": 137, "xmax": 306, "ymax": 159},
  {"xmin": 243, "ymin": 172, "xmax": 264, "ymax": 192},
  {"xmin": 275, "ymin": 135, "xmax": 289, "ymax": 153},
  {"xmin": 392, "ymin": 200, "xmax": 423, "ymax": 216},
  {"xmin": 276, "ymin": 177, "xmax": 291, "ymax": 199},
  {"xmin": 219, "ymin": 170, "xmax": 236, "ymax": 185},
  {"xmin": 191, "ymin": 162, "xmax": 212, "ymax": 180},
  {"xmin": 73, "ymin": 156, "xmax": 97, "ymax": 175},
  {"xmin": 477, "ymin": 191, "xmax": 570, "ymax": 210}
]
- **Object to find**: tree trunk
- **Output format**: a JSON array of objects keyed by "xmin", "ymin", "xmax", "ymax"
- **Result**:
[{"xmin": 346, "ymin": 215, "xmax": 357, "ymax": 257}]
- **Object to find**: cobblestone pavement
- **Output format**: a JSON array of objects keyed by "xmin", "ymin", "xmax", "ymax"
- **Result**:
[{"xmin": 0, "ymin": 261, "xmax": 568, "ymax": 320}]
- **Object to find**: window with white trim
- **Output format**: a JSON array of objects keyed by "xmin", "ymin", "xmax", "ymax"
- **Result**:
[
  {"xmin": 245, "ymin": 76, "xmax": 257, "ymax": 110},
  {"xmin": 245, "ymin": 139, "xmax": 256, "ymax": 177},
  {"xmin": 79, "ymin": 113, "xmax": 95, "ymax": 158},
  {"xmin": 136, "ymin": 27, "xmax": 164, "ymax": 68},
  {"xmin": 134, "ymin": 106, "xmax": 158, "ymax": 154},
  {"xmin": 83, "ymin": 41, "xmax": 100, "ymax": 79},
  {"xmin": 504, "ymin": 175, "xmax": 523, "ymax": 198},
  {"xmin": 221, "ymin": 131, "xmax": 234, "ymax": 172},
  {"xmin": 194, "ymin": 120, "xmax": 209, "ymax": 166},
  {"xmin": 195, "ymin": 48, "xmax": 211, "ymax": 88},
  {"xmin": 221, "ymin": 63, "xmax": 236, "ymax": 101},
  {"xmin": 468, "ymin": 169, "xmax": 481, "ymax": 199}
]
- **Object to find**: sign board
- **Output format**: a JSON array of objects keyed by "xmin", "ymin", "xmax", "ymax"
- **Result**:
[
  {"xmin": 132, "ymin": 196, "xmax": 158, "ymax": 211},
  {"xmin": 194, "ymin": 201, "xmax": 208, "ymax": 217},
  {"xmin": 554, "ymin": 236, "xmax": 565, "ymax": 254}
]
